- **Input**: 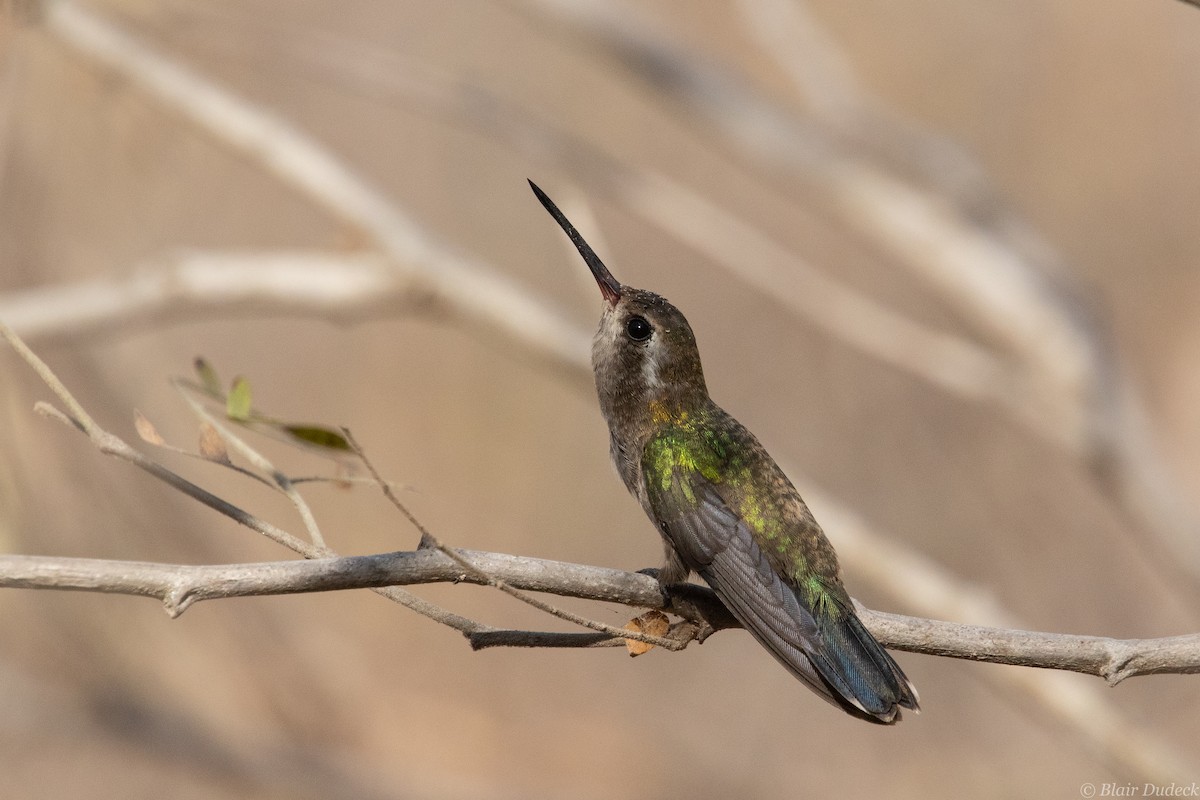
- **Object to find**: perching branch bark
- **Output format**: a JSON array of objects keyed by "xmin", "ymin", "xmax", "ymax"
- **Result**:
[{"xmin": 0, "ymin": 549, "xmax": 1196, "ymax": 686}]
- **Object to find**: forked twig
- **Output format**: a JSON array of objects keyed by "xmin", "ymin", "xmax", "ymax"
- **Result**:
[{"xmin": 171, "ymin": 378, "xmax": 326, "ymax": 549}]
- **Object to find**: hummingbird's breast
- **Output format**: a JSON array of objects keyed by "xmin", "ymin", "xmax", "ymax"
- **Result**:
[{"xmin": 607, "ymin": 427, "xmax": 648, "ymax": 503}]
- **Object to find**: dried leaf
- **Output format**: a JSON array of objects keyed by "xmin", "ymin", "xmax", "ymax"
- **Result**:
[
  {"xmin": 226, "ymin": 376, "xmax": 252, "ymax": 421},
  {"xmin": 198, "ymin": 421, "xmax": 230, "ymax": 463},
  {"xmin": 282, "ymin": 424, "xmax": 353, "ymax": 452},
  {"xmin": 623, "ymin": 610, "xmax": 670, "ymax": 656},
  {"xmin": 194, "ymin": 357, "xmax": 222, "ymax": 397},
  {"xmin": 133, "ymin": 409, "xmax": 165, "ymax": 446}
]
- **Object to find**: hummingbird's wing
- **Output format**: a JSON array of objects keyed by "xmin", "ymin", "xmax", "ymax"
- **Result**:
[{"xmin": 645, "ymin": 468, "xmax": 917, "ymax": 723}]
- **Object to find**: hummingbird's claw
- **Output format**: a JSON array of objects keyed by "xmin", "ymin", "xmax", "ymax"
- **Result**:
[
  {"xmin": 692, "ymin": 619, "xmax": 716, "ymax": 644},
  {"xmin": 635, "ymin": 566, "xmax": 673, "ymax": 609}
]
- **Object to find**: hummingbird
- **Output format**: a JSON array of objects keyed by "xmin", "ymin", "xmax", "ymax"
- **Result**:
[{"xmin": 530, "ymin": 180, "xmax": 919, "ymax": 724}]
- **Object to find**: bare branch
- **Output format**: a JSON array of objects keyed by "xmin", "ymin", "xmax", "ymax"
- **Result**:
[
  {"xmin": 860, "ymin": 607, "xmax": 1200, "ymax": 685},
  {"xmin": 0, "ymin": 550, "xmax": 1194, "ymax": 685},
  {"xmin": 0, "ymin": 250, "xmax": 408, "ymax": 342}
]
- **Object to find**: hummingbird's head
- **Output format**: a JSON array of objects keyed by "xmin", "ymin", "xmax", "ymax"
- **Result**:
[{"xmin": 530, "ymin": 181, "xmax": 708, "ymax": 426}]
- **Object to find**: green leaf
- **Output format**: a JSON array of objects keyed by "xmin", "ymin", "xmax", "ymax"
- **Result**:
[
  {"xmin": 282, "ymin": 425, "xmax": 353, "ymax": 452},
  {"xmin": 194, "ymin": 357, "xmax": 223, "ymax": 397},
  {"xmin": 226, "ymin": 376, "xmax": 252, "ymax": 421}
]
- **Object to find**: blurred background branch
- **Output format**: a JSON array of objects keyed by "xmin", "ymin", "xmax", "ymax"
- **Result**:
[{"xmin": 41, "ymin": 0, "xmax": 592, "ymax": 382}]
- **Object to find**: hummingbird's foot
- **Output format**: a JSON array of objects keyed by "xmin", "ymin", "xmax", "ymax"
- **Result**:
[
  {"xmin": 635, "ymin": 566, "xmax": 673, "ymax": 608},
  {"xmin": 691, "ymin": 619, "xmax": 716, "ymax": 644},
  {"xmin": 637, "ymin": 566, "xmax": 718, "ymax": 642}
]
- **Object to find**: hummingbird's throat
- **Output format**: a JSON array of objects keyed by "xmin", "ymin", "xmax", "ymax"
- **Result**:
[{"xmin": 640, "ymin": 340, "xmax": 664, "ymax": 392}]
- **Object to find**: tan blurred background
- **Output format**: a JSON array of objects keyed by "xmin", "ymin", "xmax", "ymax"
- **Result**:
[{"xmin": 1, "ymin": 1, "xmax": 1199, "ymax": 797}]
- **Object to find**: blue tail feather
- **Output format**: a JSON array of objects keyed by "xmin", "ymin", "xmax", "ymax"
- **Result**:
[{"xmin": 812, "ymin": 611, "xmax": 919, "ymax": 724}]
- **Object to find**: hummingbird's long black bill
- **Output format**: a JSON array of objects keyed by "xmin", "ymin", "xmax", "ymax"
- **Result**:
[{"xmin": 528, "ymin": 180, "xmax": 622, "ymax": 305}]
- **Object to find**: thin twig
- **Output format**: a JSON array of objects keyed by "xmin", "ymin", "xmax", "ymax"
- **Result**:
[
  {"xmin": 0, "ymin": 319, "xmax": 482, "ymax": 634},
  {"xmin": 134, "ymin": 408, "xmax": 280, "ymax": 488},
  {"xmin": 342, "ymin": 427, "xmax": 688, "ymax": 651},
  {"xmin": 172, "ymin": 378, "xmax": 326, "ymax": 549},
  {"xmin": 0, "ymin": 319, "xmax": 315, "ymax": 555}
]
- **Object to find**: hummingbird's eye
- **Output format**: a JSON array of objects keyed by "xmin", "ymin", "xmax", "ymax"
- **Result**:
[{"xmin": 625, "ymin": 315, "xmax": 653, "ymax": 342}]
